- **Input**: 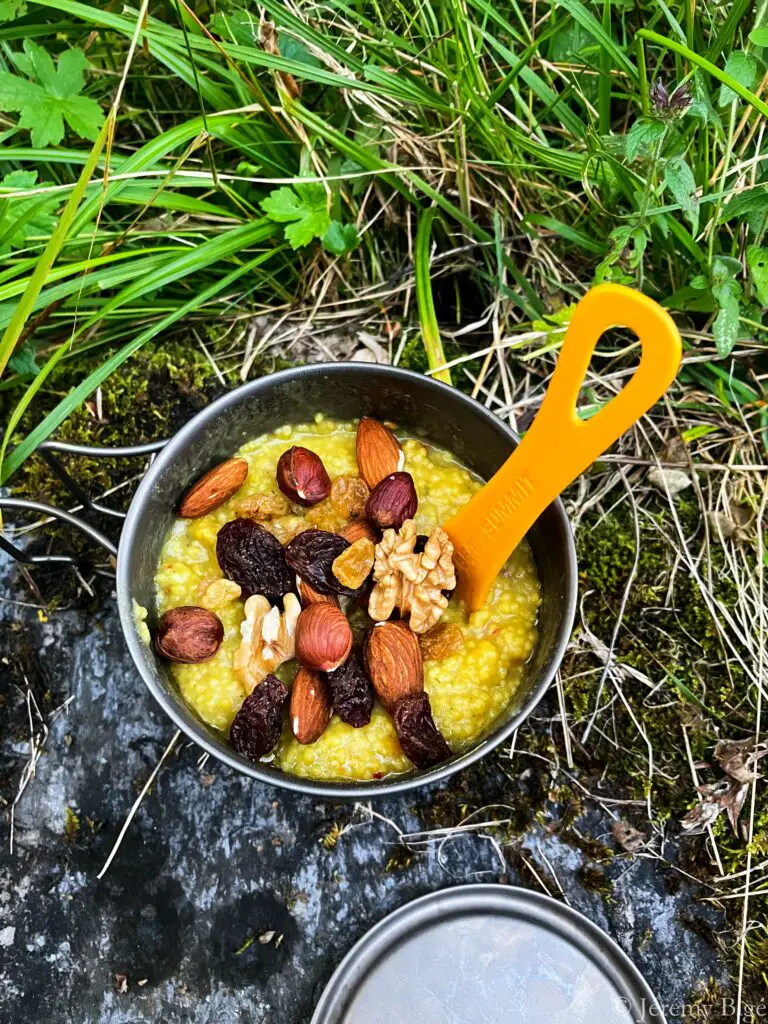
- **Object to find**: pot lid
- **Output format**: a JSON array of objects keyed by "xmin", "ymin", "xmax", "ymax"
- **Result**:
[{"xmin": 312, "ymin": 884, "xmax": 664, "ymax": 1024}]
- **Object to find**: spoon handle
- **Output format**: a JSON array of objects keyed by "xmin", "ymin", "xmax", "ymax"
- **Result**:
[{"xmin": 445, "ymin": 283, "xmax": 682, "ymax": 610}]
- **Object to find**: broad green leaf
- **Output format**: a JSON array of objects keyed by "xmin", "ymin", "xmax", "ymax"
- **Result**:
[
  {"xmin": 0, "ymin": 40, "xmax": 103, "ymax": 146},
  {"xmin": 626, "ymin": 118, "xmax": 665, "ymax": 161},
  {"xmin": 750, "ymin": 28, "xmax": 768, "ymax": 46},
  {"xmin": 710, "ymin": 257, "xmax": 742, "ymax": 357},
  {"xmin": 719, "ymin": 51, "xmax": 758, "ymax": 105},
  {"xmin": 718, "ymin": 186, "xmax": 768, "ymax": 223},
  {"xmin": 322, "ymin": 220, "xmax": 359, "ymax": 256},
  {"xmin": 260, "ymin": 183, "xmax": 330, "ymax": 249},
  {"xmin": 0, "ymin": 169, "xmax": 59, "ymax": 254},
  {"xmin": 746, "ymin": 245, "xmax": 768, "ymax": 307},
  {"xmin": 7, "ymin": 340, "xmax": 37, "ymax": 375},
  {"xmin": 663, "ymin": 156, "xmax": 699, "ymax": 232},
  {"xmin": 0, "ymin": 0, "xmax": 26, "ymax": 19}
]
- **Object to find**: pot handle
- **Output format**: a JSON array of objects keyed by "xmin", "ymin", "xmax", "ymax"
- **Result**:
[
  {"xmin": 0, "ymin": 438, "xmax": 168, "ymax": 566},
  {"xmin": 0, "ymin": 497, "xmax": 118, "ymax": 561}
]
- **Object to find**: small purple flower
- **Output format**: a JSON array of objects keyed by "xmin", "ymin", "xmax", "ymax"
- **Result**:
[{"xmin": 649, "ymin": 78, "xmax": 692, "ymax": 120}]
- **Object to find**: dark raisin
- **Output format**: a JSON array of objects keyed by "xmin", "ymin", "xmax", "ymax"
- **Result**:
[
  {"xmin": 216, "ymin": 518, "xmax": 294, "ymax": 602},
  {"xmin": 229, "ymin": 675, "xmax": 288, "ymax": 761},
  {"xmin": 285, "ymin": 529, "xmax": 365, "ymax": 598},
  {"xmin": 393, "ymin": 692, "xmax": 451, "ymax": 768},
  {"xmin": 327, "ymin": 656, "xmax": 374, "ymax": 727}
]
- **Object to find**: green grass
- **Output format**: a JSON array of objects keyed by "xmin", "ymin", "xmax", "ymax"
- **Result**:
[{"xmin": 0, "ymin": 0, "xmax": 764, "ymax": 482}]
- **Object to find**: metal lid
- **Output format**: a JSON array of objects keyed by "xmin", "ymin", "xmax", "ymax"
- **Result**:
[{"xmin": 312, "ymin": 884, "xmax": 664, "ymax": 1024}]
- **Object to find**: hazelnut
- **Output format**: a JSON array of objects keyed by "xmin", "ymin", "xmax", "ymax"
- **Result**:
[
  {"xmin": 365, "ymin": 472, "xmax": 418, "ymax": 530},
  {"xmin": 276, "ymin": 447, "xmax": 331, "ymax": 507},
  {"xmin": 155, "ymin": 606, "xmax": 224, "ymax": 663}
]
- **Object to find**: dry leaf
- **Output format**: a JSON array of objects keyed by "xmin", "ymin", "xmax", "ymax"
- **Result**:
[
  {"xmin": 648, "ymin": 466, "xmax": 691, "ymax": 497},
  {"xmin": 680, "ymin": 779, "xmax": 747, "ymax": 835},
  {"xmin": 612, "ymin": 819, "xmax": 645, "ymax": 853},
  {"xmin": 714, "ymin": 737, "xmax": 768, "ymax": 785}
]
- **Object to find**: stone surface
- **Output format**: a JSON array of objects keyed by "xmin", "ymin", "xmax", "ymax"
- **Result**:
[{"xmin": 0, "ymin": 549, "xmax": 727, "ymax": 1024}]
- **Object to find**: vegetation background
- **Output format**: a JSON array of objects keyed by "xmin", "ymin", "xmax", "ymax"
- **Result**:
[{"xmin": 0, "ymin": 0, "xmax": 765, "ymax": 1016}]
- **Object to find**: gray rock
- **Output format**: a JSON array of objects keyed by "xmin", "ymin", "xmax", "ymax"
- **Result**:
[{"xmin": 0, "ymin": 551, "xmax": 727, "ymax": 1024}]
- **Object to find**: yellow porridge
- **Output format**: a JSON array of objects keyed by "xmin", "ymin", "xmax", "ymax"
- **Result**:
[{"xmin": 153, "ymin": 416, "xmax": 540, "ymax": 781}]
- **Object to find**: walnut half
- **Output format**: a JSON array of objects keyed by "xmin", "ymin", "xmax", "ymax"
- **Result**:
[
  {"xmin": 368, "ymin": 520, "xmax": 456, "ymax": 633},
  {"xmin": 234, "ymin": 593, "xmax": 301, "ymax": 692}
]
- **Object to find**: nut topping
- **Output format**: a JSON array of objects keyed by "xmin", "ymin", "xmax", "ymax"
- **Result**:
[
  {"xmin": 216, "ymin": 518, "xmax": 294, "ymax": 602},
  {"xmin": 230, "ymin": 675, "xmax": 289, "ymax": 761},
  {"xmin": 356, "ymin": 418, "xmax": 404, "ymax": 489},
  {"xmin": 364, "ymin": 620, "xmax": 423, "ymax": 712},
  {"xmin": 290, "ymin": 667, "xmax": 332, "ymax": 744},
  {"xmin": 234, "ymin": 492, "xmax": 291, "ymax": 521},
  {"xmin": 277, "ymin": 446, "xmax": 331, "ymax": 507},
  {"xmin": 295, "ymin": 603, "xmax": 353, "ymax": 672},
  {"xmin": 179, "ymin": 458, "xmax": 249, "ymax": 518},
  {"xmin": 155, "ymin": 606, "xmax": 224, "ymax": 663},
  {"xmin": 393, "ymin": 691, "xmax": 451, "ymax": 768},
  {"xmin": 297, "ymin": 577, "xmax": 341, "ymax": 608},
  {"xmin": 332, "ymin": 537, "xmax": 375, "ymax": 591},
  {"xmin": 368, "ymin": 520, "xmax": 456, "ymax": 633},
  {"xmin": 339, "ymin": 519, "xmax": 379, "ymax": 545},
  {"xmin": 197, "ymin": 577, "xmax": 242, "ymax": 611},
  {"xmin": 365, "ymin": 472, "xmax": 418, "ymax": 530},
  {"xmin": 419, "ymin": 622, "xmax": 464, "ymax": 661},
  {"xmin": 330, "ymin": 475, "xmax": 369, "ymax": 519},
  {"xmin": 327, "ymin": 656, "xmax": 374, "ymax": 727},
  {"xmin": 233, "ymin": 593, "xmax": 301, "ymax": 692}
]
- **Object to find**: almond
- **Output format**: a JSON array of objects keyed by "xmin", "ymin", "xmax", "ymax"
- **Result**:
[
  {"xmin": 179, "ymin": 458, "xmax": 248, "ymax": 518},
  {"xmin": 297, "ymin": 577, "xmax": 340, "ymax": 609},
  {"xmin": 364, "ymin": 620, "xmax": 423, "ymax": 711},
  {"xmin": 339, "ymin": 519, "xmax": 379, "ymax": 545},
  {"xmin": 295, "ymin": 603, "xmax": 353, "ymax": 672},
  {"xmin": 290, "ymin": 667, "xmax": 332, "ymax": 744},
  {"xmin": 356, "ymin": 417, "xmax": 403, "ymax": 489},
  {"xmin": 155, "ymin": 606, "xmax": 224, "ymax": 663}
]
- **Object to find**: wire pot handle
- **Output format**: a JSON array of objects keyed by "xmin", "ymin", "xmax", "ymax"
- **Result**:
[{"xmin": 0, "ymin": 437, "xmax": 169, "ymax": 566}]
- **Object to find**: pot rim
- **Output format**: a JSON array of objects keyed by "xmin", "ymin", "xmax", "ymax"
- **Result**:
[{"xmin": 117, "ymin": 363, "xmax": 577, "ymax": 798}]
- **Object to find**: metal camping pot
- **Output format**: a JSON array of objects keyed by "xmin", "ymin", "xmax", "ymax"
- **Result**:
[{"xmin": 2, "ymin": 365, "xmax": 578, "ymax": 798}]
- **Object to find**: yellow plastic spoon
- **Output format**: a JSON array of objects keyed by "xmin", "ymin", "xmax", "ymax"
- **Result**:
[{"xmin": 443, "ymin": 282, "xmax": 682, "ymax": 611}]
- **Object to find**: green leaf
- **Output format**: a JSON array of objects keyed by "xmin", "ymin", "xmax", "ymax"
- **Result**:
[
  {"xmin": 718, "ymin": 51, "xmax": 758, "ymax": 105},
  {"xmin": 750, "ymin": 28, "xmax": 768, "ymax": 46},
  {"xmin": 0, "ymin": 0, "xmax": 26, "ymax": 19},
  {"xmin": 718, "ymin": 186, "xmax": 768, "ymax": 223},
  {"xmin": 260, "ymin": 183, "xmax": 330, "ymax": 249},
  {"xmin": 663, "ymin": 156, "xmax": 699, "ymax": 232},
  {"xmin": 746, "ymin": 245, "xmax": 768, "ymax": 307},
  {"xmin": 322, "ymin": 220, "xmax": 359, "ymax": 256},
  {"xmin": 278, "ymin": 32, "xmax": 322, "ymax": 68},
  {"xmin": 7, "ymin": 340, "xmax": 38, "ymax": 376},
  {"xmin": 710, "ymin": 256, "xmax": 742, "ymax": 357},
  {"xmin": 626, "ymin": 118, "xmax": 665, "ymax": 161},
  {"xmin": 0, "ymin": 169, "xmax": 59, "ymax": 254},
  {"xmin": 0, "ymin": 40, "xmax": 103, "ymax": 147}
]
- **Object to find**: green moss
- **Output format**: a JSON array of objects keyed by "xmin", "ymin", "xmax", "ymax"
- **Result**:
[{"xmin": 577, "ymin": 865, "xmax": 614, "ymax": 902}]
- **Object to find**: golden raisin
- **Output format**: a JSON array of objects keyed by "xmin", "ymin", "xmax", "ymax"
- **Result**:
[
  {"xmin": 235, "ymin": 492, "xmax": 291, "ymax": 521},
  {"xmin": 332, "ymin": 538, "xmax": 375, "ymax": 590},
  {"xmin": 419, "ymin": 622, "xmax": 464, "ymax": 661},
  {"xmin": 330, "ymin": 475, "xmax": 369, "ymax": 520},
  {"xmin": 305, "ymin": 499, "xmax": 347, "ymax": 534},
  {"xmin": 268, "ymin": 515, "xmax": 311, "ymax": 545}
]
